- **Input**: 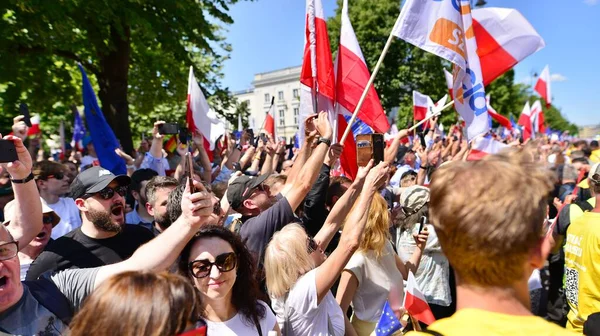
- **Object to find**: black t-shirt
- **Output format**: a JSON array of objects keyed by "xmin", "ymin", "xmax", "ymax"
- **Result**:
[{"xmin": 25, "ymin": 225, "xmax": 154, "ymax": 281}]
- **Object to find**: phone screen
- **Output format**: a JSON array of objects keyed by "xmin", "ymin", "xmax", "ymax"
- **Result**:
[{"xmin": 20, "ymin": 103, "xmax": 32, "ymax": 127}]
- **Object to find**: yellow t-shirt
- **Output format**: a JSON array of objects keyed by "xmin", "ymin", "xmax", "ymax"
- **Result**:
[
  {"xmin": 591, "ymin": 149, "xmax": 600, "ymax": 163},
  {"xmin": 564, "ymin": 211, "xmax": 600, "ymax": 333},
  {"xmin": 406, "ymin": 309, "xmax": 576, "ymax": 336}
]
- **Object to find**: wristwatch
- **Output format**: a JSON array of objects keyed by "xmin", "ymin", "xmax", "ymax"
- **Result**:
[
  {"xmin": 317, "ymin": 137, "xmax": 331, "ymax": 147},
  {"xmin": 10, "ymin": 172, "xmax": 34, "ymax": 184}
]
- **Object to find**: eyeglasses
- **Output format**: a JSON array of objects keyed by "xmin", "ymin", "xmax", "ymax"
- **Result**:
[
  {"xmin": 0, "ymin": 241, "xmax": 19, "ymax": 261},
  {"xmin": 45, "ymin": 173, "xmax": 65, "ymax": 180},
  {"xmin": 307, "ymin": 236, "xmax": 318, "ymax": 254},
  {"xmin": 42, "ymin": 215, "xmax": 54, "ymax": 225},
  {"xmin": 85, "ymin": 185, "xmax": 128, "ymax": 200},
  {"xmin": 188, "ymin": 252, "xmax": 237, "ymax": 279}
]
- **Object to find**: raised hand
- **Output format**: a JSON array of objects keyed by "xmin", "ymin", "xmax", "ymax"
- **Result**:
[
  {"xmin": 314, "ymin": 111, "xmax": 333, "ymax": 140},
  {"xmin": 1, "ymin": 135, "xmax": 33, "ymax": 179},
  {"xmin": 304, "ymin": 114, "xmax": 319, "ymax": 139},
  {"xmin": 11, "ymin": 116, "xmax": 29, "ymax": 141},
  {"xmin": 413, "ymin": 227, "xmax": 430, "ymax": 250},
  {"xmin": 152, "ymin": 121, "xmax": 166, "ymax": 140},
  {"xmin": 181, "ymin": 178, "xmax": 213, "ymax": 228},
  {"xmin": 364, "ymin": 161, "xmax": 390, "ymax": 191}
]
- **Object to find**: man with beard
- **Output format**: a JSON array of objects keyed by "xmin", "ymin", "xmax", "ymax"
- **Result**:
[
  {"xmin": 144, "ymin": 176, "xmax": 179, "ymax": 235},
  {"xmin": 125, "ymin": 168, "xmax": 158, "ymax": 230},
  {"xmin": 25, "ymin": 167, "xmax": 154, "ymax": 280},
  {"xmin": 33, "ymin": 161, "xmax": 82, "ymax": 238}
]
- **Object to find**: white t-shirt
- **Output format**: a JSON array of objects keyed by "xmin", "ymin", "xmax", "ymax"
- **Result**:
[
  {"xmin": 345, "ymin": 241, "xmax": 405, "ymax": 322},
  {"xmin": 47, "ymin": 197, "xmax": 82, "ymax": 239},
  {"xmin": 20, "ymin": 262, "xmax": 32, "ymax": 281},
  {"xmin": 271, "ymin": 268, "xmax": 345, "ymax": 336},
  {"xmin": 205, "ymin": 301, "xmax": 276, "ymax": 335}
]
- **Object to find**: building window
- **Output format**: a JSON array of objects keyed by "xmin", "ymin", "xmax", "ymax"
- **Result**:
[
  {"xmin": 278, "ymin": 91, "xmax": 284, "ymax": 101},
  {"xmin": 279, "ymin": 109, "xmax": 285, "ymax": 126},
  {"xmin": 293, "ymin": 107, "xmax": 299, "ymax": 125},
  {"xmin": 293, "ymin": 89, "xmax": 299, "ymax": 98},
  {"xmin": 264, "ymin": 93, "xmax": 270, "ymax": 103}
]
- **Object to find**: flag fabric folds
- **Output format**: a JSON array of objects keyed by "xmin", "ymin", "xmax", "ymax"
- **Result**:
[
  {"xmin": 518, "ymin": 101, "xmax": 533, "ymax": 141},
  {"xmin": 535, "ymin": 65, "xmax": 552, "ymax": 107},
  {"xmin": 530, "ymin": 100, "xmax": 545, "ymax": 134},
  {"xmin": 375, "ymin": 301, "xmax": 404, "ymax": 336},
  {"xmin": 71, "ymin": 107, "xmax": 86, "ymax": 151},
  {"xmin": 472, "ymin": 7, "xmax": 545, "ymax": 85},
  {"xmin": 413, "ymin": 91, "xmax": 433, "ymax": 121},
  {"xmin": 77, "ymin": 63, "xmax": 126, "ymax": 175},
  {"xmin": 26, "ymin": 115, "xmax": 41, "ymax": 137},
  {"xmin": 405, "ymin": 271, "xmax": 436, "ymax": 326},
  {"xmin": 468, "ymin": 135, "xmax": 509, "ymax": 160},
  {"xmin": 486, "ymin": 95, "xmax": 512, "ymax": 130},
  {"xmin": 264, "ymin": 103, "xmax": 276, "ymax": 138},
  {"xmin": 393, "ymin": 0, "xmax": 489, "ymax": 141},
  {"xmin": 443, "ymin": 68, "xmax": 454, "ymax": 99},
  {"xmin": 186, "ymin": 66, "xmax": 226, "ymax": 157},
  {"xmin": 334, "ymin": 0, "xmax": 389, "ymax": 180}
]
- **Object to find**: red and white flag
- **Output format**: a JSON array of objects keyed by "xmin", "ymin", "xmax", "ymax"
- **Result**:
[
  {"xmin": 530, "ymin": 100, "xmax": 545, "ymax": 134},
  {"xmin": 404, "ymin": 271, "xmax": 436, "ymax": 325},
  {"xmin": 413, "ymin": 91, "xmax": 433, "ymax": 121},
  {"xmin": 486, "ymin": 95, "xmax": 512, "ymax": 130},
  {"xmin": 467, "ymin": 135, "xmax": 509, "ymax": 160},
  {"xmin": 334, "ymin": 0, "xmax": 389, "ymax": 179},
  {"xmin": 517, "ymin": 101, "xmax": 533, "ymax": 141},
  {"xmin": 443, "ymin": 68, "xmax": 453, "ymax": 99},
  {"xmin": 299, "ymin": 0, "xmax": 336, "ymax": 143},
  {"xmin": 26, "ymin": 115, "xmax": 41, "ymax": 136},
  {"xmin": 535, "ymin": 65, "xmax": 552, "ymax": 107},
  {"xmin": 186, "ymin": 66, "xmax": 225, "ymax": 156},
  {"xmin": 263, "ymin": 102, "xmax": 276, "ymax": 138},
  {"xmin": 472, "ymin": 8, "xmax": 545, "ymax": 85}
]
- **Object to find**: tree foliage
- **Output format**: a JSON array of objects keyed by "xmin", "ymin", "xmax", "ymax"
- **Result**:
[{"xmin": 0, "ymin": 0, "xmax": 244, "ymax": 152}]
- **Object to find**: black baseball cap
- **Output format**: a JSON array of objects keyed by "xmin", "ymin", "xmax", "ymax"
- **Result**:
[
  {"xmin": 227, "ymin": 174, "xmax": 270, "ymax": 210},
  {"xmin": 69, "ymin": 166, "xmax": 131, "ymax": 199}
]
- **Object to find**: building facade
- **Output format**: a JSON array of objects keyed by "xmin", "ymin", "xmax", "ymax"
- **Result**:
[{"xmin": 229, "ymin": 66, "xmax": 302, "ymax": 142}]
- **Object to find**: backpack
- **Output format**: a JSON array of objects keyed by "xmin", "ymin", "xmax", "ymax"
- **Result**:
[{"xmin": 23, "ymin": 277, "xmax": 73, "ymax": 326}]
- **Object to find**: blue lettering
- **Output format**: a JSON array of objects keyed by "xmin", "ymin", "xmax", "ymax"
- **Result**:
[
  {"xmin": 469, "ymin": 91, "xmax": 488, "ymax": 116},
  {"xmin": 451, "ymin": 0, "xmax": 461, "ymax": 11}
]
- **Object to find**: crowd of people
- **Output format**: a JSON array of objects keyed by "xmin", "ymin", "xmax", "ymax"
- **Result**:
[{"xmin": 0, "ymin": 112, "xmax": 599, "ymax": 336}]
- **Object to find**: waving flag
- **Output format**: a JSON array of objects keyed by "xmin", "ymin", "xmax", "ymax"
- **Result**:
[
  {"xmin": 443, "ymin": 68, "xmax": 454, "ymax": 99},
  {"xmin": 535, "ymin": 65, "xmax": 552, "ymax": 107},
  {"xmin": 468, "ymin": 135, "xmax": 509, "ymax": 160},
  {"xmin": 299, "ymin": 0, "xmax": 336, "ymax": 143},
  {"xmin": 335, "ymin": 0, "xmax": 389, "ymax": 180},
  {"xmin": 393, "ymin": 0, "xmax": 489, "ymax": 141},
  {"xmin": 530, "ymin": 100, "xmax": 545, "ymax": 134},
  {"xmin": 375, "ymin": 301, "xmax": 404, "ymax": 336},
  {"xmin": 518, "ymin": 101, "xmax": 533, "ymax": 141},
  {"xmin": 472, "ymin": 8, "xmax": 545, "ymax": 85},
  {"xmin": 78, "ymin": 64, "xmax": 126, "ymax": 175},
  {"xmin": 486, "ymin": 95, "xmax": 512, "ymax": 130},
  {"xmin": 263, "ymin": 102, "xmax": 276, "ymax": 138},
  {"xmin": 71, "ymin": 107, "xmax": 86, "ymax": 151},
  {"xmin": 405, "ymin": 271, "xmax": 436, "ymax": 325},
  {"xmin": 413, "ymin": 91, "xmax": 433, "ymax": 121},
  {"xmin": 186, "ymin": 66, "xmax": 226, "ymax": 159}
]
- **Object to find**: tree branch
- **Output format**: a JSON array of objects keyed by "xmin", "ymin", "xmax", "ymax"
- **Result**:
[{"xmin": 16, "ymin": 45, "xmax": 100, "ymax": 76}]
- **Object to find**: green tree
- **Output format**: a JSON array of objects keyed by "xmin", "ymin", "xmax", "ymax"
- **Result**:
[{"xmin": 0, "ymin": 0, "xmax": 243, "ymax": 152}]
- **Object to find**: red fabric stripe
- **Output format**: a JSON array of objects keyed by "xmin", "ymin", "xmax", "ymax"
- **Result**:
[
  {"xmin": 467, "ymin": 149, "xmax": 489, "ymax": 161},
  {"xmin": 473, "ymin": 19, "xmax": 518, "ymax": 86},
  {"xmin": 337, "ymin": 115, "xmax": 357, "ymax": 180},
  {"xmin": 535, "ymin": 79, "xmax": 548, "ymax": 106},
  {"xmin": 489, "ymin": 110, "xmax": 512, "ymax": 130},
  {"xmin": 336, "ymin": 44, "xmax": 388, "ymax": 133},
  {"xmin": 405, "ymin": 292, "xmax": 436, "ymax": 325},
  {"xmin": 414, "ymin": 106, "xmax": 427, "ymax": 121},
  {"xmin": 264, "ymin": 114, "xmax": 275, "ymax": 137},
  {"xmin": 300, "ymin": 16, "xmax": 335, "ymax": 101}
]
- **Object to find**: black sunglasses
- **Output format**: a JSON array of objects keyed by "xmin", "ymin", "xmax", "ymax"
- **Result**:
[
  {"xmin": 45, "ymin": 173, "xmax": 65, "ymax": 180},
  {"xmin": 42, "ymin": 215, "xmax": 54, "ymax": 225},
  {"xmin": 307, "ymin": 236, "xmax": 318, "ymax": 254},
  {"xmin": 85, "ymin": 185, "xmax": 128, "ymax": 200},
  {"xmin": 0, "ymin": 241, "xmax": 19, "ymax": 261},
  {"xmin": 188, "ymin": 252, "xmax": 237, "ymax": 279}
]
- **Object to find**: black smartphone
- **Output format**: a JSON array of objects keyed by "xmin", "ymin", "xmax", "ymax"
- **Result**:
[
  {"xmin": 158, "ymin": 123, "xmax": 179, "ymax": 135},
  {"xmin": 246, "ymin": 128, "xmax": 254, "ymax": 140},
  {"xmin": 418, "ymin": 215, "xmax": 427, "ymax": 233},
  {"xmin": 418, "ymin": 132, "xmax": 427, "ymax": 149},
  {"xmin": 0, "ymin": 140, "xmax": 18, "ymax": 163},
  {"xmin": 20, "ymin": 103, "xmax": 32, "ymax": 127},
  {"xmin": 184, "ymin": 153, "xmax": 196, "ymax": 193},
  {"xmin": 179, "ymin": 127, "xmax": 190, "ymax": 144}
]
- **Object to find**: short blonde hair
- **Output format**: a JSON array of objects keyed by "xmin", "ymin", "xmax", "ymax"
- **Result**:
[
  {"xmin": 264, "ymin": 223, "xmax": 315, "ymax": 298},
  {"xmin": 429, "ymin": 148, "xmax": 554, "ymax": 287},
  {"xmin": 355, "ymin": 193, "xmax": 391, "ymax": 258}
]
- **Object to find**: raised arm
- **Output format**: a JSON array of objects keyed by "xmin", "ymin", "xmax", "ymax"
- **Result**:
[
  {"xmin": 1, "ymin": 135, "xmax": 43, "ymax": 248},
  {"xmin": 192, "ymin": 132, "xmax": 212, "ymax": 183},
  {"xmin": 285, "ymin": 117, "xmax": 317, "ymax": 184},
  {"xmin": 394, "ymin": 230, "xmax": 429, "ymax": 280},
  {"xmin": 261, "ymin": 135, "xmax": 277, "ymax": 176},
  {"xmin": 384, "ymin": 129, "xmax": 410, "ymax": 164},
  {"xmin": 94, "ymin": 179, "xmax": 213, "ymax": 288},
  {"xmin": 314, "ymin": 161, "xmax": 389, "ymax": 303}
]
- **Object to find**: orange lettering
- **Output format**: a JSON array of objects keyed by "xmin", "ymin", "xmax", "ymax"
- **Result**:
[{"xmin": 429, "ymin": 18, "xmax": 466, "ymax": 59}]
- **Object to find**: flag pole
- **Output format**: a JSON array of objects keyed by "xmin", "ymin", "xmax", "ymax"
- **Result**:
[
  {"xmin": 339, "ymin": 16, "xmax": 401, "ymax": 144},
  {"xmin": 408, "ymin": 100, "xmax": 454, "ymax": 132}
]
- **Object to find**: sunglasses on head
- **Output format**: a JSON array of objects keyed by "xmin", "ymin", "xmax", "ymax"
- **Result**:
[
  {"xmin": 188, "ymin": 252, "xmax": 237, "ymax": 279},
  {"xmin": 307, "ymin": 236, "xmax": 318, "ymax": 254},
  {"xmin": 85, "ymin": 185, "xmax": 128, "ymax": 200},
  {"xmin": 45, "ymin": 173, "xmax": 65, "ymax": 180}
]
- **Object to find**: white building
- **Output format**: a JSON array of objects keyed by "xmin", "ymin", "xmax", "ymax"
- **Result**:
[{"xmin": 230, "ymin": 65, "xmax": 302, "ymax": 142}]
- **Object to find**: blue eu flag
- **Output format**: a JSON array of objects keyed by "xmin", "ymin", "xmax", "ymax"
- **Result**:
[
  {"xmin": 78, "ymin": 64, "xmax": 126, "ymax": 175},
  {"xmin": 375, "ymin": 301, "xmax": 403, "ymax": 336}
]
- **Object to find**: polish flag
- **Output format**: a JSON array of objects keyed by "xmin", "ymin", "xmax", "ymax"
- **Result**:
[
  {"xmin": 517, "ymin": 101, "xmax": 533, "ymax": 141},
  {"xmin": 443, "ymin": 68, "xmax": 453, "ymax": 99},
  {"xmin": 404, "ymin": 272, "xmax": 436, "ymax": 326},
  {"xmin": 535, "ymin": 65, "xmax": 552, "ymax": 107},
  {"xmin": 335, "ymin": 0, "xmax": 389, "ymax": 180},
  {"xmin": 299, "ymin": 0, "xmax": 336, "ymax": 143},
  {"xmin": 530, "ymin": 100, "xmax": 545, "ymax": 134},
  {"xmin": 413, "ymin": 91, "xmax": 433, "ymax": 121},
  {"xmin": 186, "ymin": 66, "xmax": 226, "ymax": 158},
  {"xmin": 468, "ymin": 135, "xmax": 509, "ymax": 160},
  {"xmin": 263, "ymin": 99, "xmax": 276, "ymax": 138},
  {"xmin": 486, "ymin": 95, "xmax": 512, "ymax": 130},
  {"xmin": 26, "ymin": 115, "xmax": 41, "ymax": 136},
  {"xmin": 472, "ymin": 8, "xmax": 545, "ymax": 85}
]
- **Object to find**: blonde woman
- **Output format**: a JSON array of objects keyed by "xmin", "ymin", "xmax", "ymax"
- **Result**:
[
  {"xmin": 335, "ymin": 193, "xmax": 428, "ymax": 335},
  {"xmin": 265, "ymin": 161, "xmax": 389, "ymax": 336}
]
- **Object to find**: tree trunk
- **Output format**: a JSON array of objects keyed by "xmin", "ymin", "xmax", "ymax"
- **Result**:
[{"xmin": 96, "ymin": 24, "xmax": 134, "ymax": 154}]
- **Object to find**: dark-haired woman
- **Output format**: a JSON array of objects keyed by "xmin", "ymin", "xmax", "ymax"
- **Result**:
[{"xmin": 179, "ymin": 225, "xmax": 279, "ymax": 335}]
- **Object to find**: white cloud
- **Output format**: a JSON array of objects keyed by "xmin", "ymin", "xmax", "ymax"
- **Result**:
[
  {"xmin": 584, "ymin": 0, "xmax": 598, "ymax": 5},
  {"xmin": 551, "ymin": 73, "xmax": 567, "ymax": 82}
]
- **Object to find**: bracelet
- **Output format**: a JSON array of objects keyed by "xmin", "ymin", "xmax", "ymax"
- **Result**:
[
  {"xmin": 10, "ymin": 172, "xmax": 34, "ymax": 184},
  {"xmin": 126, "ymin": 164, "xmax": 136, "ymax": 170},
  {"xmin": 253, "ymin": 155, "xmax": 261, "ymax": 161}
]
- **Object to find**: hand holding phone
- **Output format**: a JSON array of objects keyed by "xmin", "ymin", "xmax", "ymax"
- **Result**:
[
  {"xmin": 19, "ymin": 103, "xmax": 32, "ymax": 127},
  {"xmin": 418, "ymin": 215, "xmax": 427, "ymax": 233},
  {"xmin": 157, "ymin": 122, "xmax": 179, "ymax": 135},
  {"xmin": 0, "ymin": 140, "xmax": 18, "ymax": 163}
]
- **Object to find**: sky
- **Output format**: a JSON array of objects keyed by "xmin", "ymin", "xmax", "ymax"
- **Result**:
[{"xmin": 220, "ymin": 0, "xmax": 600, "ymax": 127}]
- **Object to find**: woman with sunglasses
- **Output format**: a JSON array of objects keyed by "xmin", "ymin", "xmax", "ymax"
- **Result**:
[
  {"xmin": 178, "ymin": 225, "xmax": 278, "ymax": 335},
  {"xmin": 264, "ymin": 161, "xmax": 388, "ymax": 336}
]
